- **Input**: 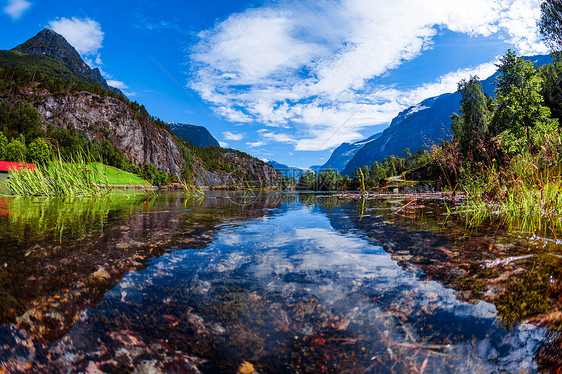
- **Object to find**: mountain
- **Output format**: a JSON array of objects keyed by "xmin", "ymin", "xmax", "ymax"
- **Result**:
[
  {"xmin": 341, "ymin": 55, "xmax": 553, "ymax": 175},
  {"xmin": 320, "ymin": 132, "xmax": 382, "ymax": 172},
  {"xmin": 266, "ymin": 160, "xmax": 306, "ymax": 179},
  {"xmin": 168, "ymin": 122, "xmax": 220, "ymax": 147},
  {"xmin": 11, "ymin": 29, "xmax": 121, "ymax": 95},
  {"xmin": 0, "ymin": 29, "xmax": 281, "ymax": 188}
]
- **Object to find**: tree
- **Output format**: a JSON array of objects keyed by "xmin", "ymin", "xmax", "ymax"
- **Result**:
[
  {"xmin": 451, "ymin": 76, "xmax": 491, "ymax": 158},
  {"xmin": 5, "ymin": 139, "xmax": 26, "ymax": 162},
  {"xmin": 492, "ymin": 50, "xmax": 556, "ymax": 152},
  {"xmin": 13, "ymin": 102, "xmax": 43, "ymax": 140},
  {"xmin": 0, "ymin": 132, "xmax": 7, "ymax": 160},
  {"xmin": 297, "ymin": 171, "xmax": 315, "ymax": 190},
  {"xmin": 281, "ymin": 176, "xmax": 296, "ymax": 190},
  {"xmin": 143, "ymin": 162, "xmax": 159, "ymax": 185},
  {"xmin": 539, "ymin": 63, "xmax": 562, "ymax": 120},
  {"xmin": 317, "ymin": 168, "xmax": 341, "ymax": 191},
  {"xmin": 27, "ymin": 138, "xmax": 51, "ymax": 164},
  {"xmin": 539, "ymin": 0, "xmax": 562, "ymax": 52},
  {"xmin": 387, "ymin": 156, "xmax": 397, "ymax": 176}
]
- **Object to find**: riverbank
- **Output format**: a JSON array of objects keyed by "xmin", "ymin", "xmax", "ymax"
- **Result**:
[{"xmin": 336, "ymin": 191, "xmax": 465, "ymax": 202}]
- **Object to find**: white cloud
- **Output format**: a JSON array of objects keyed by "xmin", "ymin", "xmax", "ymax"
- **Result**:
[
  {"xmin": 106, "ymin": 79, "xmax": 128, "ymax": 90},
  {"xmin": 48, "ymin": 17, "xmax": 132, "ymax": 96},
  {"xmin": 3, "ymin": 0, "xmax": 31, "ymax": 20},
  {"xmin": 48, "ymin": 17, "xmax": 104, "ymax": 56},
  {"xmin": 497, "ymin": 0, "xmax": 548, "ymax": 55},
  {"xmin": 189, "ymin": 0, "xmax": 548, "ymax": 151},
  {"xmin": 246, "ymin": 141, "xmax": 266, "ymax": 147},
  {"xmin": 259, "ymin": 130, "xmax": 299, "ymax": 145},
  {"xmin": 223, "ymin": 131, "xmax": 244, "ymax": 141},
  {"xmin": 219, "ymin": 141, "xmax": 230, "ymax": 148},
  {"xmin": 388, "ymin": 61, "xmax": 501, "ymax": 108}
]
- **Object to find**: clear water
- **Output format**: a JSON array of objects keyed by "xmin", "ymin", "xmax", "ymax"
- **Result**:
[{"xmin": 0, "ymin": 192, "xmax": 559, "ymax": 373}]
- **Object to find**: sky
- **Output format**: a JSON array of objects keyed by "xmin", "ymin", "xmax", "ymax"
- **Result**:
[{"xmin": 0, "ymin": 0, "xmax": 550, "ymax": 168}]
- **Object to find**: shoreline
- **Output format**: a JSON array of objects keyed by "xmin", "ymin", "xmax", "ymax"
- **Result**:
[{"xmin": 335, "ymin": 191, "xmax": 466, "ymax": 202}]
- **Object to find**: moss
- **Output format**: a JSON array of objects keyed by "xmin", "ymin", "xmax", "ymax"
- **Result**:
[
  {"xmin": 0, "ymin": 291, "xmax": 24, "ymax": 324},
  {"xmin": 0, "ymin": 267, "xmax": 12, "ymax": 288},
  {"xmin": 496, "ymin": 260, "xmax": 553, "ymax": 328}
]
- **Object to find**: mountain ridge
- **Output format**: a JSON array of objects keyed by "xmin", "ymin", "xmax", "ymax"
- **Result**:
[
  {"xmin": 168, "ymin": 122, "xmax": 220, "ymax": 147},
  {"xmin": 12, "ymin": 29, "xmax": 122, "ymax": 96},
  {"xmin": 320, "ymin": 132, "xmax": 382, "ymax": 172},
  {"xmin": 341, "ymin": 54, "xmax": 553, "ymax": 175},
  {"xmin": 266, "ymin": 160, "xmax": 306, "ymax": 179}
]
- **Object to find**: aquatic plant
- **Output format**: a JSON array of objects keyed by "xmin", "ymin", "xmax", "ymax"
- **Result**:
[
  {"xmin": 460, "ymin": 151, "xmax": 562, "ymax": 234},
  {"xmin": 179, "ymin": 179, "xmax": 205, "ymax": 197}
]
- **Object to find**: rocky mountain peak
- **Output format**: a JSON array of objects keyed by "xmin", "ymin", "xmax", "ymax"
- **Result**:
[
  {"xmin": 12, "ymin": 28, "xmax": 118, "ymax": 93},
  {"xmin": 168, "ymin": 122, "xmax": 220, "ymax": 147}
]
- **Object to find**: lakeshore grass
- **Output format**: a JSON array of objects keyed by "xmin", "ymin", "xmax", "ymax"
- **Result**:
[
  {"xmin": 5, "ymin": 154, "xmax": 109, "ymax": 197},
  {"xmin": 461, "ymin": 158, "xmax": 562, "ymax": 235},
  {"xmin": 2, "ymin": 148, "xmax": 153, "ymax": 197}
]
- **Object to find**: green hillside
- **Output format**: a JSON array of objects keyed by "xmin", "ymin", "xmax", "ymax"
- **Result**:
[{"xmin": 0, "ymin": 50, "xmax": 96, "ymax": 87}]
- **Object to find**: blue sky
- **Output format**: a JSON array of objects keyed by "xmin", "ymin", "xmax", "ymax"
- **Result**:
[{"xmin": 0, "ymin": 0, "xmax": 549, "ymax": 168}]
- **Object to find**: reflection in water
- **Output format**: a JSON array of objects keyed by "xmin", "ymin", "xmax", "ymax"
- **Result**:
[
  {"xmin": 0, "ymin": 193, "xmax": 281, "ymax": 346},
  {"xmin": 0, "ymin": 193, "xmax": 559, "ymax": 372}
]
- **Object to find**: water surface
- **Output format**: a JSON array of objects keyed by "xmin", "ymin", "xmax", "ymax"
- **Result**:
[{"xmin": 0, "ymin": 192, "xmax": 560, "ymax": 372}]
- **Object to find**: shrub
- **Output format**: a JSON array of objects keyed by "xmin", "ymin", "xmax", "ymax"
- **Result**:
[
  {"xmin": 5, "ymin": 139, "xmax": 26, "ymax": 162},
  {"xmin": 27, "ymin": 137, "xmax": 51, "ymax": 164}
]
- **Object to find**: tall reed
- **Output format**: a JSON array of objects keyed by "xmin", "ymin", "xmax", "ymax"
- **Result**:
[
  {"xmin": 179, "ymin": 179, "xmax": 205, "ymax": 197},
  {"xmin": 5, "ymin": 152, "xmax": 110, "ymax": 197},
  {"xmin": 461, "ymin": 156, "xmax": 562, "ymax": 234}
]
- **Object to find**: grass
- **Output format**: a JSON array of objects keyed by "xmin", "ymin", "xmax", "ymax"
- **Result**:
[
  {"xmin": 4, "ymin": 154, "xmax": 109, "ymax": 197},
  {"xmin": 1, "ymin": 149, "xmax": 152, "ymax": 197},
  {"xmin": 94, "ymin": 164, "xmax": 149, "ymax": 186},
  {"xmin": 460, "ymin": 156, "xmax": 562, "ymax": 235},
  {"xmin": 179, "ymin": 179, "xmax": 205, "ymax": 197}
]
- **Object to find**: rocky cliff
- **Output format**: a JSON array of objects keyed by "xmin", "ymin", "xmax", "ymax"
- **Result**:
[
  {"xmin": 34, "ymin": 90, "xmax": 186, "ymax": 176},
  {"xmin": 192, "ymin": 153, "xmax": 282, "ymax": 187},
  {"xmin": 2, "ymin": 84, "xmax": 282, "ymax": 185}
]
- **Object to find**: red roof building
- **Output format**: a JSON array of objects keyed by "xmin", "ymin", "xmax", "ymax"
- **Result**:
[{"xmin": 0, "ymin": 161, "xmax": 36, "ymax": 172}]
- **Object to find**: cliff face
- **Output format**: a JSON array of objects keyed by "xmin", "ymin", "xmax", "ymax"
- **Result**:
[
  {"xmin": 34, "ymin": 90, "xmax": 186, "ymax": 177},
  {"xmin": 189, "ymin": 151, "xmax": 281, "ymax": 187},
  {"xmin": 2, "ymin": 85, "xmax": 282, "ymax": 185},
  {"xmin": 223, "ymin": 152, "xmax": 281, "ymax": 187}
]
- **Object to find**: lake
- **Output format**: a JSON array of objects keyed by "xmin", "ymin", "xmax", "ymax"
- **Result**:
[{"xmin": 0, "ymin": 192, "xmax": 560, "ymax": 373}]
